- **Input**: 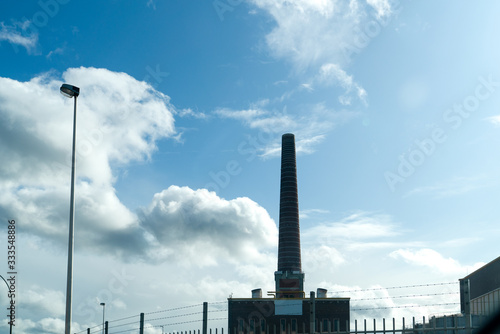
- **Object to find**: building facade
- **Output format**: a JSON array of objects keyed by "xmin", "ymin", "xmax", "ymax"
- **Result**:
[
  {"xmin": 228, "ymin": 294, "xmax": 350, "ymax": 334},
  {"xmin": 460, "ymin": 256, "xmax": 500, "ymax": 317}
]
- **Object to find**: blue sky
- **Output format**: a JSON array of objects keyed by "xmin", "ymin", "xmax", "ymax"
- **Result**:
[{"xmin": 1, "ymin": 0, "xmax": 500, "ymax": 333}]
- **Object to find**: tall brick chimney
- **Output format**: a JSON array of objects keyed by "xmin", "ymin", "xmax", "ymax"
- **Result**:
[{"xmin": 275, "ymin": 133, "xmax": 304, "ymax": 298}]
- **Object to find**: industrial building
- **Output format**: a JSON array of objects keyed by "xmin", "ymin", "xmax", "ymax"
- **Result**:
[
  {"xmin": 228, "ymin": 134, "xmax": 350, "ymax": 334},
  {"xmin": 460, "ymin": 256, "xmax": 500, "ymax": 317}
]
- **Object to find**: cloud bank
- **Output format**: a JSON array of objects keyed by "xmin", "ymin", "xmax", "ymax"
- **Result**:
[
  {"xmin": 250, "ymin": 0, "xmax": 396, "ymax": 69},
  {"xmin": 213, "ymin": 0, "xmax": 398, "ymax": 155},
  {"xmin": 0, "ymin": 68, "xmax": 276, "ymax": 268}
]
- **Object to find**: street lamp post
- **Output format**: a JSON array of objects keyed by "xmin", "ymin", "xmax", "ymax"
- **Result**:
[
  {"xmin": 60, "ymin": 83, "xmax": 80, "ymax": 334},
  {"xmin": 100, "ymin": 302, "xmax": 105, "ymax": 334}
]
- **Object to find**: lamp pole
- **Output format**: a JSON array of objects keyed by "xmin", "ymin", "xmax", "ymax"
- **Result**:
[
  {"xmin": 0, "ymin": 274, "xmax": 13, "ymax": 334},
  {"xmin": 60, "ymin": 83, "xmax": 80, "ymax": 334},
  {"xmin": 100, "ymin": 302, "xmax": 105, "ymax": 334}
]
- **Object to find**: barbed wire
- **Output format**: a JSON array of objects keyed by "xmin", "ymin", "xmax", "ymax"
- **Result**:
[
  {"xmin": 209, "ymin": 309, "xmax": 228, "ymax": 313},
  {"xmin": 351, "ymin": 292, "xmax": 459, "ymax": 302},
  {"xmin": 76, "ymin": 282, "xmax": 462, "ymax": 333},
  {"xmin": 209, "ymin": 301, "xmax": 229, "ymax": 305},
  {"xmin": 108, "ymin": 313, "xmax": 140, "ymax": 324},
  {"xmin": 352, "ymin": 302, "xmax": 460, "ymax": 311},
  {"xmin": 147, "ymin": 311, "xmax": 204, "ymax": 322},
  {"xmin": 144, "ymin": 318, "xmax": 203, "ymax": 329},
  {"xmin": 331, "ymin": 282, "xmax": 457, "ymax": 294},
  {"xmin": 146, "ymin": 303, "xmax": 203, "ymax": 315},
  {"xmin": 208, "ymin": 317, "xmax": 228, "ymax": 321},
  {"xmin": 107, "ymin": 320, "xmax": 142, "ymax": 330}
]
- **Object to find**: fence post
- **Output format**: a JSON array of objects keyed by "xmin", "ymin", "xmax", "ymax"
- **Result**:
[
  {"xmin": 105, "ymin": 320, "xmax": 109, "ymax": 334},
  {"xmin": 140, "ymin": 312, "xmax": 145, "ymax": 334},
  {"xmin": 203, "ymin": 302, "xmax": 208, "ymax": 334},
  {"xmin": 463, "ymin": 279, "xmax": 472, "ymax": 334},
  {"xmin": 310, "ymin": 291, "xmax": 316, "ymax": 334}
]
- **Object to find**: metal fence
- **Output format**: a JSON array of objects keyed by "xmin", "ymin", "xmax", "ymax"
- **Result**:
[{"xmin": 80, "ymin": 314, "xmax": 488, "ymax": 334}]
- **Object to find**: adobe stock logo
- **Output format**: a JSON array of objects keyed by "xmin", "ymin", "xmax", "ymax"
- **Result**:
[
  {"xmin": 385, "ymin": 75, "xmax": 499, "ymax": 192},
  {"xmin": 12, "ymin": 0, "xmax": 71, "ymax": 53},
  {"xmin": 212, "ymin": 0, "xmax": 244, "ymax": 21},
  {"xmin": 341, "ymin": 0, "xmax": 402, "ymax": 62}
]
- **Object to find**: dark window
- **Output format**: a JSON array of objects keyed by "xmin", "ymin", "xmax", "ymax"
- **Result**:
[
  {"xmin": 322, "ymin": 319, "xmax": 328, "ymax": 332},
  {"xmin": 239, "ymin": 319, "xmax": 244, "ymax": 334}
]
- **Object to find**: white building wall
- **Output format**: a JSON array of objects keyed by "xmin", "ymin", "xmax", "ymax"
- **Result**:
[{"xmin": 471, "ymin": 288, "xmax": 500, "ymax": 316}]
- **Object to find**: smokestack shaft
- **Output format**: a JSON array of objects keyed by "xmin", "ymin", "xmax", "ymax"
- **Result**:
[{"xmin": 277, "ymin": 133, "xmax": 302, "ymax": 272}]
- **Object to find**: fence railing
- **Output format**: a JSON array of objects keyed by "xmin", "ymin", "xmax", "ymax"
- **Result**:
[
  {"xmin": 230, "ymin": 316, "xmax": 487, "ymax": 334},
  {"xmin": 80, "ymin": 316, "xmax": 486, "ymax": 334},
  {"xmin": 77, "ymin": 302, "xmax": 488, "ymax": 334}
]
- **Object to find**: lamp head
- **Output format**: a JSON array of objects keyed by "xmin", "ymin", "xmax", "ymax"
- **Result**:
[{"xmin": 60, "ymin": 84, "xmax": 80, "ymax": 98}]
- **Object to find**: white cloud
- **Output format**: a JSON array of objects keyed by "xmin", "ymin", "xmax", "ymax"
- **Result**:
[
  {"xmin": 316, "ymin": 63, "xmax": 367, "ymax": 105},
  {"xmin": 0, "ymin": 21, "xmax": 38, "ymax": 53},
  {"xmin": 389, "ymin": 248, "xmax": 485, "ymax": 276},
  {"xmin": 303, "ymin": 245, "xmax": 345, "ymax": 273},
  {"xmin": 216, "ymin": 103, "xmax": 359, "ymax": 158},
  {"xmin": 0, "ymin": 68, "xmax": 283, "ymax": 326},
  {"xmin": 177, "ymin": 107, "xmax": 208, "ymax": 119},
  {"xmin": 0, "ymin": 67, "xmax": 176, "ymax": 256},
  {"xmin": 250, "ymin": 0, "xmax": 396, "ymax": 69},
  {"xmin": 486, "ymin": 115, "xmax": 500, "ymax": 126},
  {"xmin": 404, "ymin": 175, "xmax": 492, "ymax": 199},
  {"xmin": 0, "ymin": 284, "xmax": 86, "ymax": 332},
  {"xmin": 46, "ymin": 47, "xmax": 64, "ymax": 59},
  {"xmin": 215, "ymin": 108, "xmax": 267, "ymax": 121},
  {"xmin": 250, "ymin": 0, "xmax": 358, "ymax": 69},
  {"xmin": 299, "ymin": 208, "xmax": 330, "ymax": 219},
  {"xmin": 213, "ymin": 0, "xmax": 390, "ymax": 154},
  {"xmin": 215, "ymin": 107, "xmax": 296, "ymax": 134},
  {"xmin": 367, "ymin": 0, "xmax": 392, "ymax": 18},
  {"xmin": 303, "ymin": 211, "xmax": 401, "ymax": 243},
  {"xmin": 10, "ymin": 317, "xmax": 83, "ymax": 334},
  {"xmin": 147, "ymin": 0, "xmax": 157, "ymax": 10},
  {"xmin": 235, "ymin": 255, "xmax": 277, "ymax": 287},
  {"xmin": 326, "ymin": 283, "xmax": 399, "ymax": 320},
  {"xmin": 140, "ymin": 185, "xmax": 278, "ymax": 266},
  {"xmin": 19, "ymin": 287, "xmax": 66, "ymax": 318}
]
